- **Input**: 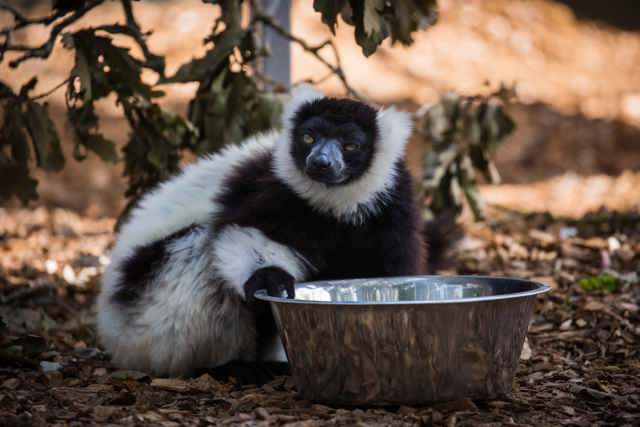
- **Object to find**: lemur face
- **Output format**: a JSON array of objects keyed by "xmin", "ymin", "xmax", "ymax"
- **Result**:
[{"xmin": 290, "ymin": 98, "xmax": 378, "ymax": 186}]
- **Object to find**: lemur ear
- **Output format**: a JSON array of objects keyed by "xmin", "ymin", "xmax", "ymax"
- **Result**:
[
  {"xmin": 282, "ymin": 84, "xmax": 324, "ymax": 130},
  {"xmin": 376, "ymin": 107, "xmax": 413, "ymax": 152}
]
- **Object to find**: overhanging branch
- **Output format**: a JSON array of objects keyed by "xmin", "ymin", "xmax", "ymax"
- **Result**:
[
  {"xmin": 251, "ymin": 12, "xmax": 361, "ymax": 99},
  {"xmin": 119, "ymin": 0, "xmax": 164, "ymax": 75},
  {"xmin": 0, "ymin": 0, "xmax": 104, "ymax": 67}
]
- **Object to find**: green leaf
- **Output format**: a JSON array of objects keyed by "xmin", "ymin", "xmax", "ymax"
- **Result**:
[
  {"xmin": 0, "ymin": 163, "xmax": 38, "ymax": 204},
  {"xmin": 188, "ymin": 68, "xmax": 282, "ymax": 155},
  {"xmin": 459, "ymin": 157, "xmax": 484, "ymax": 220},
  {"xmin": 85, "ymin": 134, "xmax": 118, "ymax": 162},
  {"xmin": 65, "ymin": 30, "xmax": 141, "ymax": 164},
  {"xmin": 69, "ymin": 46, "xmax": 93, "ymax": 102},
  {"xmin": 419, "ymin": 90, "xmax": 515, "ymax": 221},
  {"xmin": 313, "ymin": 0, "xmax": 348, "ymax": 33},
  {"xmin": 0, "ymin": 81, "xmax": 14, "ymax": 97},
  {"xmin": 0, "ymin": 81, "xmax": 39, "ymax": 204},
  {"xmin": 350, "ymin": 0, "xmax": 387, "ymax": 56},
  {"xmin": 18, "ymin": 78, "xmax": 38, "ymax": 98},
  {"xmin": 321, "ymin": 0, "xmax": 439, "ymax": 56},
  {"xmin": 53, "ymin": 0, "xmax": 87, "ymax": 14},
  {"xmin": 363, "ymin": 0, "xmax": 384, "ymax": 37},
  {"xmin": 161, "ymin": 29, "xmax": 244, "ymax": 84},
  {"xmin": 578, "ymin": 275, "xmax": 619, "ymax": 293},
  {"xmin": 4, "ymin": 108, "xmax": 31, "ymax": 164},
  {"xmin": 24, "ymin": 101, "xmax": 64, "ymax": 172},
  {"xmin": 121, "ymin": 97, "xmax": 198, "ymax": 208},
  {"xmin": 68, "ymin": 30, "xmax": 153, "ymax": 100},
  {"xmin": 98, "ymin": 24, "xmax": 165, "ymax": 73},
  {"xmin": 340, "ymin": 2, "xmax": 355, "ymax": 25}
]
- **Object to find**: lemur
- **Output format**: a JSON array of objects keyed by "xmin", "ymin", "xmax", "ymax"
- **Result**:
[{"xmin": 97, "ymin": 85, "xmax": 426, "ymax": 377}]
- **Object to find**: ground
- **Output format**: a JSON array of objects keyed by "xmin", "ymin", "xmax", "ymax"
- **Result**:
[{"xmin": 1, "ymin": 204, "xmax": 638, "ymax": 426}]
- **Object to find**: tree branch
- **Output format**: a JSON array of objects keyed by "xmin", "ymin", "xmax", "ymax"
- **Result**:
[
  {"xmin": 0, "ymin": 1, "xmax": 65, "ymax": 30},
  {"xmin": 252, "ymin": 68, "xmax": 288, "ymax": 93},
  {"xmin": 0, "ymin": 1, "xmax": 28, "ymax": 26},
  {"xmin": 31, "ymin": 78, "xmax": 70, "ymax": 101},
  {"xmin": 1, "ymin": 0, "xmax": 104, "ymax": 68},
  {"xmin": 251, "ymin": 12, "xmax": 361, "ymax": 99},
  {"xmin": 118, "ymin": 0, "xmax": 164, "ymax": 75}
]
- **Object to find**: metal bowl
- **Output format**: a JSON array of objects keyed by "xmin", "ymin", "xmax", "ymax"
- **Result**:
[{"xmin": 255, "ymin": 275, "xmax": 550, "ymax": 405}]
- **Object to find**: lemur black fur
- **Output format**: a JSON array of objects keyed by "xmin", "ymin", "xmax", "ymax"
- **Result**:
[
  {"xmin": 97, "ymin": 85, "xmax": 426, "ymax": 377},
  {"xmin": 214, "ymin": 153, "xmax": 423, "ymax": 280}
]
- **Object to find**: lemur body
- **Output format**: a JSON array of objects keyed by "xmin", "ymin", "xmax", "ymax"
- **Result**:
[{"xmin": 97, "ymin": 86, "xmax": 425, "ymax": 377}]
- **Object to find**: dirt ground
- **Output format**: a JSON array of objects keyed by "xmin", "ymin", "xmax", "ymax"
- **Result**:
[{"xmin": 0, "ymin": 205, "xmax": 639, "ymax": 426}]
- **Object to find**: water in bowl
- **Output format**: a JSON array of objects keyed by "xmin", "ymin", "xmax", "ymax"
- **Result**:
[{"xmin": 295, "ymin": 278, "xmax": 493, "ymax": 303}]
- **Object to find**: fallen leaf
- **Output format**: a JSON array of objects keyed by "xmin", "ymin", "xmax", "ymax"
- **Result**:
[
  {"xmin": 255, "ymin": 407, "xmax": 270, "ymax": 420},
  {"xmin": 584, "ymin": 301, "xmax": 607, "ymax": 312},
  {"xmin": 433, "ymin": 398, "xmax": 478, "ymax": 412},
  {"xmin": 520, "ymin": 337, "xmax": 533, "ymax": 360},
  {"xmin": 151, "ymin": 378, "xmax": 190, "ymax": 393},
  {"xmin": 1, "ymin": 378, "xmax": 20, "ymax": 390},
  {"xmin": 110, "ymin": 370, "xmax": 150, "ymax": 381},
  {"xmin": 189, "ymin": 373, "xmax": 219, "ymax": 392},
  {"xmin": 40, "ymin": 361, "xmax": 63, "ymax": 372},
  {"xmin": 529, "ymin": 229, "xmax": 556, "ymax": 246},
  {"xmin": 93, "ymin": 367, "xmax": 108, "ymax": 377}
]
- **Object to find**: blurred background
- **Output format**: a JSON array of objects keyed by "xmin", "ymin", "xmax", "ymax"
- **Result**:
[{"xmin": 1, "ymin": 0, "xmax": 639, "ymax": 219}]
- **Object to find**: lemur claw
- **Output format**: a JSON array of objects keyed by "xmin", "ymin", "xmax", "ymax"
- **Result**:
[{"xmin": 243, "ymin": 266, "xmax": 295, "ymax": 303}]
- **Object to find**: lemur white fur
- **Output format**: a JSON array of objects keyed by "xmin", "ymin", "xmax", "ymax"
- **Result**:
[
  {"xmin": 212, "ymin": 225, "xmax": 309, "ymax": 296},
  {"xmin": 97, "ymin": 85, "xmax": 412, "ymax": 376}
]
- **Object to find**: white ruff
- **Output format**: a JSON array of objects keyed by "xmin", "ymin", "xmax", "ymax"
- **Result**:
[{"xmin": 273, "ymin": 85, "xmax": 413, "ymax": 224}]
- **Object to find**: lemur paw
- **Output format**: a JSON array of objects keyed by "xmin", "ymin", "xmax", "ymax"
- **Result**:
[{"xmin": 243, "ymin": 266, "xmax": 295, "ymax": 303}]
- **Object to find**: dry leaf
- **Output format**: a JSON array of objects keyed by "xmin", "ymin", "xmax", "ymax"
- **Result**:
[{"xmin": 151, "ymin": 378, "xmax": 190, "ymax": 393}]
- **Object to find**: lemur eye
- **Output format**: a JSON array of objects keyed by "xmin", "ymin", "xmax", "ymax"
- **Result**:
[
  {"xmin": 303, "ymin": 134, "xmax": 314, "ymax": 144},
  {"xmin": 344, "ymin": 143, "xmax": 358, "ymax": 151}
]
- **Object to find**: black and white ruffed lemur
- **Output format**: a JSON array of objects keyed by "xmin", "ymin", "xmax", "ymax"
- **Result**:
[{"xmin": 97, "ymin": 85, "xmax": 428, "ymax": 377}]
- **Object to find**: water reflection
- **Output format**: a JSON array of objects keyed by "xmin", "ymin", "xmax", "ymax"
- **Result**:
[{"xmin": 295, "ymin": 279, "xmax": 493, "ymax": 303}]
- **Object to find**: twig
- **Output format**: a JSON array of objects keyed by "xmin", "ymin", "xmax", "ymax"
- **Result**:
[
  {"xmin": 2, "ymin": 0, "xmax": 104, "ymax": 68},
  {"xmin": 252, "ymin": 69, "xmax": 288, "ymax": 92},
  {"xmin": 0, "ymin": 1, "xmax": 27, "ymax": 25},
  {"xmin": 251, "ymin": 12, "xmax": 361, "ymax": 99},
  {"xmin": 118, "ymin": 0, "xmax": 164, "ymax": 75},
  {"xmin": 306, "ymin": 71, "xmax": 336, "ymax": 86},
  {"xmin": 31, "ymin": 78, "xmax": 70, "ymax": 101},
  {"xmin": 0, "ymin": 1, "xmax": 65, "ymax": 30}
]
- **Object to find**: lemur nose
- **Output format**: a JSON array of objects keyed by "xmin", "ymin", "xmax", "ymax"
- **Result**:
[{"xmin": 312, "ymin": 154, "xmax": 331, "ymax": 169}]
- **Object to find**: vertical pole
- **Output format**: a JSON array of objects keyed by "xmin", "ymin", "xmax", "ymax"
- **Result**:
[{"xmin": 257, "ymin": 0, "xmax": 291, "ymax": 88}]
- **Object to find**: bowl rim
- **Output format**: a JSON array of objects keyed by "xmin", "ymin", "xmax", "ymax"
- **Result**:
[{"xmin": 254, "ymin": 274, "xmax": 551, "ymax": 305}]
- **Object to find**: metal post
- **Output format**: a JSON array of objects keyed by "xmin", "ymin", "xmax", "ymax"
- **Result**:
[{"xmin": 257, "ymin": 0, "xmax": 291, "ymax": 88}]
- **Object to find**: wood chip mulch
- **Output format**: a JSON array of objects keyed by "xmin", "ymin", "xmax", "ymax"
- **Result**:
[{"xmin": 1, "ymin": 206, "xmax": 638, "ymax": 426}]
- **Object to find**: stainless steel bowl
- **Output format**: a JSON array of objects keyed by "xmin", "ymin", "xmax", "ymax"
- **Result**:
[{"xmin": 255, "ymin": 275, "xmax": 550, "ymax": 405}]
